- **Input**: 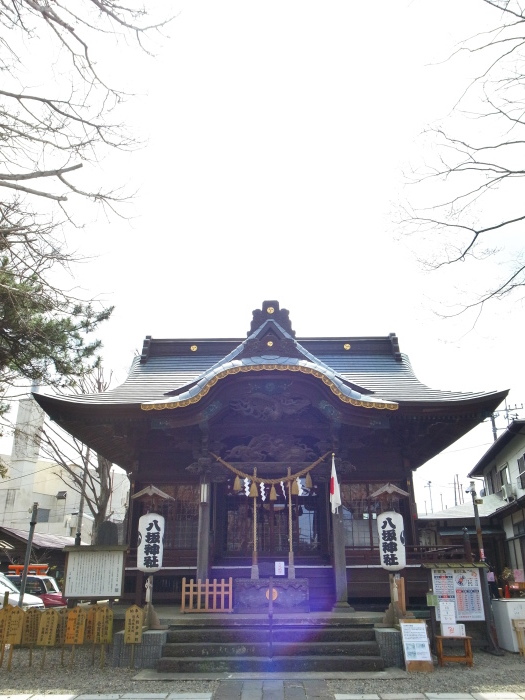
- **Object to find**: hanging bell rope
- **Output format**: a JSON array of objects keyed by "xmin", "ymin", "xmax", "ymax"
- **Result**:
[{"xmin": 210, "ymin": 450, "xmax": 331, "ymax": 487}]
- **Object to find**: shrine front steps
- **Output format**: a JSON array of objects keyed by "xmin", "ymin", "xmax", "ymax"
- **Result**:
[{"xmin": 156, "ymin": 617, "xmax": 385, "ymax": 673}]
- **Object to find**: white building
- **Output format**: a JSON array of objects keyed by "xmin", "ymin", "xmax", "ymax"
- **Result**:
[
  {"xmin": 468, "ymin": 419, "xmax": 525, "ymax": 574},
  {"xmin": 0, "ymin": 396, "xmax": 129, "ymax": 543}
]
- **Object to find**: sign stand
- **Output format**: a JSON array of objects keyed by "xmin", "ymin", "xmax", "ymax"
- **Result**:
[{"xmin": 400, "ymin": 619, "xmax": 434, "ymax": 673}]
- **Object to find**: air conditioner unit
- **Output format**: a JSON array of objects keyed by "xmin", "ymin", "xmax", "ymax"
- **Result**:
[
  {"xmin": 65, "ymin": 514, "xmax": 78, "ymax": 529},
  {"xmin": 502, "ymin": 484, "xmax": 516, "ymax": 502}
]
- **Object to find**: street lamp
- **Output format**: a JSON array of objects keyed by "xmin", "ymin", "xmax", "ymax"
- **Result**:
[{"xmin": 468, "ymin": 480, "xmax": 503, "ymax": 655}]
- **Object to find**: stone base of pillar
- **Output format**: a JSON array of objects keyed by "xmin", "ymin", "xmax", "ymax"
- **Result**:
[{"xmin": 332, "ymin": 600, "xmax": 355, "ymax": 612}]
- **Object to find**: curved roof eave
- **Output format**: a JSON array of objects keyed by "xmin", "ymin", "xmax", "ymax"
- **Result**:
[{"xmin": 140, "ymin": 357, "xmax": 399, "ymax": 412}]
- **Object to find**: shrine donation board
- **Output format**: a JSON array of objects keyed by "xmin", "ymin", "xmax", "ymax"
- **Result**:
[
  {"xmin": 64, "ymin": 546, "xmax": 126, "ymax": 598},
  {"xmin": 432, "ymin": 568, "xmax": 484, "ymax": 621}
]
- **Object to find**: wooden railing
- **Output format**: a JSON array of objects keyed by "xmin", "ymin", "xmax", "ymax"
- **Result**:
[
  {"xmin": 345, "ymin": 544, "xmax": 467, "ymax": 566},
  {"xmin": 181, "ymin": 577, "xmax": 233, "ymax": 613}
]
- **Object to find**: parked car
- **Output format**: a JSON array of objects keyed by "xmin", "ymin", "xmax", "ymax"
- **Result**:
[
  {"xmin": 6, "ymin": 573, "xmax": 67, "ymax": 608},
  {"xmin": 0, "ymin": 572, "xmax": 45, "ymax": 610}
]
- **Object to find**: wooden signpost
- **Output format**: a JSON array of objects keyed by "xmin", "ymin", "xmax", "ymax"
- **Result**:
[
  {"xmin": 5, "ymin": 606, "xmax": 23, "ymax": 670},
  {"xmin": 85, "ymin": 605, "xmax": 96, "ymax": 644},
  {"xmin": 23, "ymin": 608, "xmax": 40, "ymax": 666},
  {"xmin": 93, "ymin": 605, "xmax": 113, "ymax": 668},
  {"xmin": 124, "ymin": 605, "xmax": 144, "ymax": 669},
  {"xmin": 37, "ymin": 609, "xmax": 59, "ymax": 670},
  {"xmin": 65, "ymin": 607, "xmax": 87, "ymax": 668},
  {"xmin": 0, "ymin": 606, "xmax": 9, "ymax": 667},
  {"xmin": 56, "ymin": 608, "xmax": 68, "ymax": 665}
]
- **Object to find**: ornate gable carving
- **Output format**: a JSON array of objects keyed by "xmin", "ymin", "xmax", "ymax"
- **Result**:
[
  {"xmin": 249, "ymin": 300, "xmax": 295, "ymax": 337},
  {"xmin": 238, "ymin": 336, "xmax": 303, "ymax": 360}
]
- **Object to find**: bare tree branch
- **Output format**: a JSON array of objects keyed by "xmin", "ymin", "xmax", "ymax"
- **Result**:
[{"xmin": 401, "ymin": 1, "xmax": 525, "ymax": 313}]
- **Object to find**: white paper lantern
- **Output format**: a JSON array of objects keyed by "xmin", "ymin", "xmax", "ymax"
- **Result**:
[
  {"xmin": 137, "ymin": 512, "xmax": 165, "ymax": 573},
  {"xmin": 377, "ymin": 510, "xmax": 406, "ymax": 572}
]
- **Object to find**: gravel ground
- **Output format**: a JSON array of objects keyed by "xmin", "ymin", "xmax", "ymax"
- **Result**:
[
  {"xmin": 328, "ymin": 649, "xmax": 525, "ymax": 695},
  {"xmin": 1, "ymin": 647, "xmax": 525, "ymax": 697}
]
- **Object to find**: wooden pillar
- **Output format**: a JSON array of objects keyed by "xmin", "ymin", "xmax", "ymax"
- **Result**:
[
  {"xmin": 331, "ymin": 507, "xmax": 353, "ymax": 611},
  {"xmin": 406, "ymin": 468, "xmax": 418, "ymax": 547},
  {"xmin": 196, "ymin": 478, "xmax": 211, "ymax": 582}
]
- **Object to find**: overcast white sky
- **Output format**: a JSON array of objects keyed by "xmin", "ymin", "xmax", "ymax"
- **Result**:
[{"xmin": 13, "ymin": 0, "xmax": 525, "ymax": 513}]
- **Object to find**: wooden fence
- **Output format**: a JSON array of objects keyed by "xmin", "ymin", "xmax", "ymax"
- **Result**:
[{"xmin": 181, "ymin": 577, "xmax": 233, "ymax": 613}]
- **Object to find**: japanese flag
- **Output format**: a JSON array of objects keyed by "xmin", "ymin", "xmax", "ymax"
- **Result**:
[{"xmin": 330, "ymin": 455, "xmax": 342, "ymax": 514}]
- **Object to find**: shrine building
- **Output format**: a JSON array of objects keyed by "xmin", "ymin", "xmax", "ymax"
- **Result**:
[{"xmin": 33, "ymin": 301, "xmax": 507, "ymax": 610}]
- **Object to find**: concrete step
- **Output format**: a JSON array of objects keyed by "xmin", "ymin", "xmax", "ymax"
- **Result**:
[
  {"xmin": 161, "ymin": 640, "xmax": 380, "ymax": 658},
  {"xmin": 166, "ymin": 626, "xmax": 376, "ymax": 644},
  {"xmin": 156, "ymin": 654, "xmax": 385, "ymax": 673}
]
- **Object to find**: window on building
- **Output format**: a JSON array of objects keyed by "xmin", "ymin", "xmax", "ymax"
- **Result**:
[
  {"xmin": 135, "ymin": 484, "xmax": 199, "ymax": 550},
  {"xmin": 513, "ymin": 519, "xmax": 525, "ymax": 537},
  {"xmin": 518, "ymin": 454, "xmax": 525, "ymax": 490},
  {"xmin": 36, "ymin": 508, "xmax": 50, "ymax": 523},
  {"xmin": 487, "ymin": 464, "xmax": 509, "ymax": 494},
  {"xmin": 340, "ymin": 483, "xmax": 401, "ymax": 549},
  {"xmin": 499, "ymin": 463, "xmax": 510, "ymax": 490}
]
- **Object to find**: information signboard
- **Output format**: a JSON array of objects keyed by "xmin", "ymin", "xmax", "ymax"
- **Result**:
[
  {"xmin": 432, "ymin": 567, "xmax": 484, "ymax": 622},
  {"xmin": 63, "ymin": 546, "xmax": 126, "ymax": 599},
  {"xmin": 400, "ymin": 619, "xmax": 433, "ymax": 673}
]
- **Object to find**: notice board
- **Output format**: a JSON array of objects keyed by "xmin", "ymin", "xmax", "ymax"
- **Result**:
[
  {"xmin": 64, "ymin": 545, "xmax": 127, "ymax": 598},
  {"xmin": 431, "ymin": 567, "xmax": 484, "ymax": 621},
  {"xmin": 400, "ymin": 619, "xmax": 434, "ymax": 673}
]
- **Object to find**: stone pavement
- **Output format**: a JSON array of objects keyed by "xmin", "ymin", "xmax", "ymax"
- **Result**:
[{"xmin": 4, "ymin": 690, "xmax": 525, "ymax": 700}]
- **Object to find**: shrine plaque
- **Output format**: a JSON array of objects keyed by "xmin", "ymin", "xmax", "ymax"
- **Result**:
[
  {"xmin": 65, "ymin": 607, "xmax": 87, "ymax": 645},
  {"xmin": 94, "ymin": 605, "xmax": 113, "ymax": 644},
  {"xmin": 124, "ymin": 605, "xmax": 143, "ymax": 644},
  {"xmin": 5, "ymin": 606, "xmax": 24, "ymax": 645},
  {"xmin": 23, "ymin": 608, "xmax": 40, "ymax": 645},
  {"xmin": 37, "ymin": 609, "xmax": 59, "ymax": 647}
]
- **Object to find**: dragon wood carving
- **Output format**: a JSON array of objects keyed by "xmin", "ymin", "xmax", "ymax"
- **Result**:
[
  {"xmin": 225, "ymin": 434, "xmax": 317, "ymax": 462},
  {"xmin": 230, "ymin": 393, "xmax": 310, "ymax": 421}
]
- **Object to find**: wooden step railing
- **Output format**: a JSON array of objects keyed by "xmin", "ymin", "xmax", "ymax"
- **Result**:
[{"xmin": 181, "ymin": 577, "xmax": 233, "ymax": 613}]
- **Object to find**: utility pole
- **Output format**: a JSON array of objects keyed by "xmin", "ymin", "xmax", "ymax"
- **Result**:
[
  {"xmin": 468, "ymin": 480, "xmax": 502, "ymax": 655},
  {"xmin": 425, "ymin": 481, "xmax": 433, "ymax": 513},
  {"xmin": 18, "ymin": 502, "xmax": 38, "ymax": 607},
  {"xmin": 504, "ymin": 401, "xmax": 523, "ymax": 425},
  {"xmin": 490, "ymin": 413, "xmax": 498, "ymax": 442},
  {"xmin": 75, "ymin": 446, "xmax": 90, "ymax": 546}
]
